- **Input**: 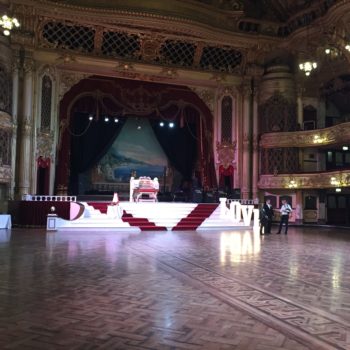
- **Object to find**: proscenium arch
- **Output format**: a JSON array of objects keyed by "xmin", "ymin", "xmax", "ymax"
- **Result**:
[{"xmin": 55, "ymin": 75, "xmax": 217, "ymax": 194}]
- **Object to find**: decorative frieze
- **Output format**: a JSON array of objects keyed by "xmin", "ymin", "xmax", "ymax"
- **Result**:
[
  {"xmin": 260, "ymin": 121, "xmax": 350, "ymax": 148},
  {"xmin": 259, "ymin": 170, "xmax": 350, "ymax": 189}
]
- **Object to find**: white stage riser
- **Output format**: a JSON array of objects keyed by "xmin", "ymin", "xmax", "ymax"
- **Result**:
[{"xmin": 51, "ymin": 202, "xmax": 257, "ymax": 231}]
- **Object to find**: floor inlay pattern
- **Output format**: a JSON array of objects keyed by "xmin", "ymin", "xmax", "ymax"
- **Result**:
[{"xmin": 0, "ymin": 227, "xmax": 350, "ymax": 349}]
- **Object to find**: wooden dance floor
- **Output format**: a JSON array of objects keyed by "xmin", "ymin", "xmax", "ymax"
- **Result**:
[{"xmin": 0, "ymin": 226, "xmax": 350, "ymax": 349}]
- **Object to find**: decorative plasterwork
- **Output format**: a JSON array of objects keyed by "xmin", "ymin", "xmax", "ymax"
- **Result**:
[
  {"xmin": 0, "ymin": 112, "xmax": 13, "ymax": 130},
  {"xmin": 216, "ymin": 141, "xmax": 236, "ymax": 168},
  {"xmin": 260, "ymin": 121, "xmax": 350, "ymax": 148},
  {"xmin": 258, "ymin": 170, "xmax": 350, "ymax": 189},
  {"xmin": 58, "ymin": 71, "xmax": 90, "ymax": 100},
  {"xmin": 190, "ymin": 87, "xmax": 215, "ymax": 114},
  {"xmin": 0, "ymin": 166, "xmax": 12, "ymax": 183},
  {"xmin": 36, "ymin": 129, "xmax": 54, "ymax": 159}
]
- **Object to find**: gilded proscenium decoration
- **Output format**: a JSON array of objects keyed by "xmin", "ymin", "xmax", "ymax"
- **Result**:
[
  {"xmin": 260, "ymin": 121, "xmax": 350, "ymax": 148},
  {"xmin": 190, "ymin": 87, "xmax": 215, "ymax": 114},
  {"xmin": 58, "ymin": 71, "xmax": 90, "ymax": 100},
  {"xmin": 259, "ymin": 170, "xmax": 350, "ymax": 190},
  {"xmin": 216, "ymin": 141, "xmax": 236, "ymax": 169}
]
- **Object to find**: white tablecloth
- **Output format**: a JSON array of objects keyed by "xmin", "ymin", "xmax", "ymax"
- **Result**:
[{"xmin": 0, "ymin": 215, "xmax": 12, "ymax": 229}]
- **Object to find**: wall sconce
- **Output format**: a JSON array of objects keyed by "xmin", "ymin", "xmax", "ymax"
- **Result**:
[
  {"xmin": 313, "ymin": 134, "xmax": 327, "ymax": 144},
  {"xmin": 287, "ymin": 178, "xmax": 298, "ymax": 188},
  {"xmin": 330, "ymin": 176, "xmax": 340, "ymax": 186}
]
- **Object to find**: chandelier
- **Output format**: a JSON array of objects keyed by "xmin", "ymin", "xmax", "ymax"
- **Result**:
[
  {"xmin": 299, "ymin": 61, "xmax": 317, "ymax": 76},
  {"xmin": 0, "ymin": 14, "xmax": 20, "ymax": 36}
]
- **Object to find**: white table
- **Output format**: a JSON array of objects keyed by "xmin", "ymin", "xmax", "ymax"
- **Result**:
[{"xmin": 0, "ymin": 215, "xmax": 12, "ymax": 229}]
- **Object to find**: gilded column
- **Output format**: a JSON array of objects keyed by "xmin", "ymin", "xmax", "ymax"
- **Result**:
[{"xmin": 16, "ymin": 57, "xmax": 34, "ymax": 197}]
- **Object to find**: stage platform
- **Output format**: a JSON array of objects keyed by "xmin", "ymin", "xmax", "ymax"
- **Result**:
[{"xmin": 52, "ymin": 201, "xmax": 258, "ymax": 231}]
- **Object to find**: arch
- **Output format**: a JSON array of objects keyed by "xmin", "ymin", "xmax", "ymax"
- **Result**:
[{"xmin": 56, "ymin": 76, "xmax": 216, "ymax": 194}]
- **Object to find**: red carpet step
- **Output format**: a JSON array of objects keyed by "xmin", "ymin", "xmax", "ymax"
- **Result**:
[
  {"xmin": 172, "ymin": 203, "xmax": 218, "ymax": 230},
  {"xmin": 122, "ymin": 213, "xmax": 166, "ymax": 231},
  {"xmin": 87, "ymin": 202, "xmax": 166, "ymax": 231}
]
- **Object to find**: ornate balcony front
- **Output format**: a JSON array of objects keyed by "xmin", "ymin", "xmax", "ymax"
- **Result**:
[
  {"xmin": 258, "ymin": 169, "xmax": 350, "ymax": 189},
  {"xmin": 260, "ymin": 122, "xmax": 350, "ymax": 148}
]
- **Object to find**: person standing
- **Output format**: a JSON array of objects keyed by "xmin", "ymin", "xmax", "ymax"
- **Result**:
[
  {"xmin": 263, "ymin": 199, "xmax": 274, "ymax": 234},
  {"xmin": 276, "ymin": 199, "xmax": 292, "ymax": 234}
]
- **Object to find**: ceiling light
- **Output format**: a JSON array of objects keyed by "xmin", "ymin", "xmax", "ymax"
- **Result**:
[
  {"xmin": 299, "ymin": 61, "xmax": 317, "ymax": 76},
  {"xmin": 114, "ymin": 118, "xmax": 119, "ymax": 123},
  {"xmin": 169, "ymin": 122, "xmax": 174, "ymax": 128},
  {"xmin": 88, "ymin": 115, "xmax": 93, "ymax": 121},
  {"xmin": 0, "ymin": 15, "xmax": 20, "ymax": 36},
  {"xmin": 104, "ymin": 117, "xmax": 109, "ymax": 122},
  {"xmin": 159, "ymin": 122, "xmax": 164, "ymax": 127}
]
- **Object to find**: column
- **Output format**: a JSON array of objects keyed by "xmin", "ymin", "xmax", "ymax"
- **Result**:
[
  {"xmin": 16, "ymin": 57, "xmax": 34, "ymax": 198},
  {"xmin": 241, "ymin": 82, "xmax": 251, "ymax": 200},
  {"xmin": 252, "ymin": 80, "xmax": 259, "ymax": 200},
  {"xmin": 11, "ymin": 61, "xmax": 19, "ymax": 199}
]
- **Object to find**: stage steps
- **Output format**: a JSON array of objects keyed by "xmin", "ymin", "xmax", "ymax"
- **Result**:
[
  {"xmin": 173, "ymin": 203, "xmax": 218, "ymax": 230},
  {"xmin": 88, "ymin": 202, "xmax": 199, "ymax": 230}
]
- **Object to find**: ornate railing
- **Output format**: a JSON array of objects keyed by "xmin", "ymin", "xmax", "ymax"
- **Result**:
[
  {"xmin": 258, "ymin": 170, "xmax": 350, "ymax": 189},
  {"xmin": 260, "ymin": 122, "xmax": 350, "ymax": 148}
]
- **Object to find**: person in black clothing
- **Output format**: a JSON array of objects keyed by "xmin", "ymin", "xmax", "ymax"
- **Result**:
[
  {"xmin": 263, "ymin": 199, "xmax": 274, "ymax": 234},
  {"xmin": 260, "ymin": 199, "xmax": 274, "ymax": 235}
]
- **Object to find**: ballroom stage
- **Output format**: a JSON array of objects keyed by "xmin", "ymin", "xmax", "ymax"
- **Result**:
[{"xmin": 50, "ymin": 200, "xmax": 259, "ymax": 231}]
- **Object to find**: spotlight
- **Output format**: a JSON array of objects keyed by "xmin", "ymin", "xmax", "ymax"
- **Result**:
[
  {"xmin": 169, "ymin": 122, "xmax": 174, "ymax": 128},
  {"xmin": 104, "ymin": 116, "xmax": 109, "ymax": 122},
  {"xmin": 88, "ymin": 114, "xmax": 93, "ymax": 121},
  {"xmin": 342, "ymin": 146, "xmax": 348, "ymax": 151},
  {"xmin": 114, "ymin": 118, "xmax": 119, "ymax": 123},
  {"xmin": 335, "ymin": 188, "xmax": 342, "ymax": 192},
  {"xmin": 159, "ymin": 122, "xmax": 164, "ymax": 127},
  {"xmin": 137, "ymin": 125, "xmax": 141, "ymax": 130}
]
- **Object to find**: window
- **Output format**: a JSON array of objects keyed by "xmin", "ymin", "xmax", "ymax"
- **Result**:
[{"xmin": 40, "ymin": 75, "xmax": 52, "ymax": 131}]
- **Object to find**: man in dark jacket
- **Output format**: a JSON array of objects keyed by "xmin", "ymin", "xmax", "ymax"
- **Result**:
[{"xmin": 260, "ymin": 199, "xmax": 274, "ymax": 234}]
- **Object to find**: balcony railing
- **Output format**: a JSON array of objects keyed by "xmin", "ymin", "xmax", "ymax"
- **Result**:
[
  {"xmin": 260, "ymin": 121, "xmax": 350, "ymax": 148},
  {"xmin": 258, "ymin": 169, "xmax": 350, "ymax": 189}
]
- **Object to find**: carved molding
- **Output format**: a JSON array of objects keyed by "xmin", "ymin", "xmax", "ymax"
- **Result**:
[
  {"xmin": 36, "ymin": 129, "xmax": 55, "ymax": 159},
  {"xmin": 217, "ymin": 86, "xmax": 238, "ymax": 100},
  {"xmin": 38, "ymin": 64, "xmax": 57, "ymax": 80},
  {"xmin": 259, "ymin": 170, "xmax": 350, "ymax": 189},
  {"xmin": 260, "ymin": 121, "xmax": 350, "ymax": 148}
]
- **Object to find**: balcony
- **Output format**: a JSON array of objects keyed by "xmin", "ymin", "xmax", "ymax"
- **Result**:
[
  {"xmin": 260, "ymin": 122, "xmax": 350, "ymax": 148},
  {"xmin": 258, "ymin": 169, "xmax": 350, "ymax": 189}
]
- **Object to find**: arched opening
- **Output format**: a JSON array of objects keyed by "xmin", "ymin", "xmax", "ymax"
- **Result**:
[{"xmin": 56, "ymin": 76, "xmax": 216, "ymax": 198}]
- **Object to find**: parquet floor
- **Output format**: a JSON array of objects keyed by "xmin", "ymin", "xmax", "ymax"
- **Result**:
[{"xmin": 0, "ymin": 227, "xmax": 350, "ymax": 349}]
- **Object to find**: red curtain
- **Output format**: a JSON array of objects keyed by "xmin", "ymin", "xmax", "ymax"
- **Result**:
[{"xmin": 219, "ymin": 165, "xmax": 234, "ymax": 189}]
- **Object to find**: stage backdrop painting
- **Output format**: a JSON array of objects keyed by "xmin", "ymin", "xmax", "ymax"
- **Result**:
[{"xmin": 89, "ymin": 117, "xmax": 168, "ymax": 193}]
